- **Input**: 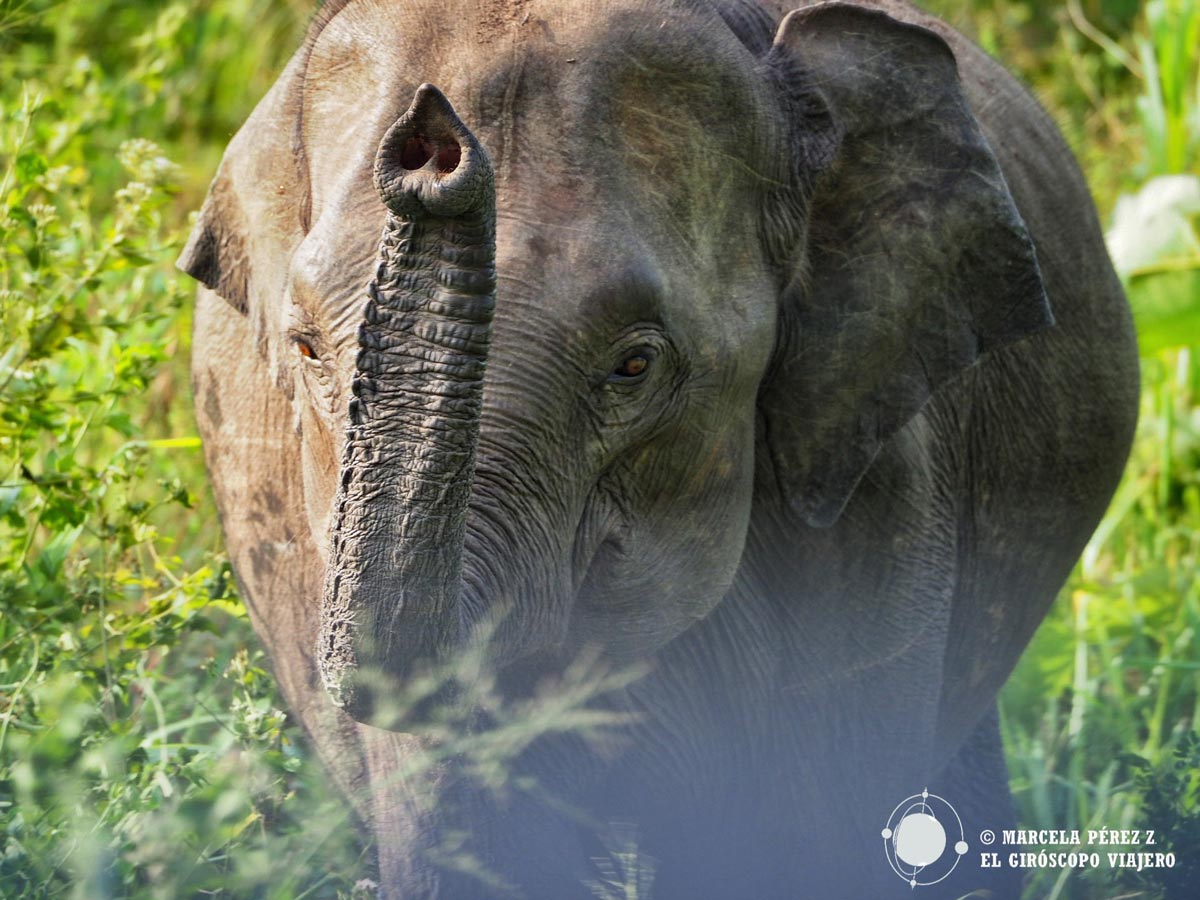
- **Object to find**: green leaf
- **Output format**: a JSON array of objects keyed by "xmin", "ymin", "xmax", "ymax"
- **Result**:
[
  {"xmin": 26, "ymin": 314, "xmax": 71, "ymax": 360},
  {"xmin": 1106, "ymin": 175, "xmax": 1200, "ymax": 352},
  {"xmin": 1126, "ymin": 269, "xmax": 1200, "ymax": 353},
  {"xmin": 14, "ymin": 152, "xmax": 48, "ymax": 183},
  {"xmin": 32, "ymin": 524, "xmax": 84, "ymax": 580},
  {"xmin": 7, "ymin": 205, "xmax": 36, "ymax": 228},
  {"xmin": 114, "ymin": 239, "xmax": 154, "ymax": 267},
  {"xmin": 104, "ymin": 410, "xmax": 136, "ymax": 437}
]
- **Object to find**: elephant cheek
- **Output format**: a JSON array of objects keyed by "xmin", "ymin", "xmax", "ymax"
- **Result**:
[
  {"xmin": 298, "ymin": 405, "xmax": 343, "ymax": 568},
  {"xmin": 576, "ymin": 432, "xmax": 756, "ymax": 657},
  {"xmin": 663, "ymin": 421, "xmax": 758, "ymax": 618}
]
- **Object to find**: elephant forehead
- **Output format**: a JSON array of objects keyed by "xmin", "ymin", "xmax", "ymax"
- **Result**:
[
  {"xmin": 291, "ymin": 0, "xmax": 782, "ymax": 347},
  {"xmin": 299, "ymin": 0, "xmax": 783, "ymax": 225}
]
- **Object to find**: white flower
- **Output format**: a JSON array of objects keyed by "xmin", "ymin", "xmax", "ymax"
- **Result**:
[{"xmin": 118, "ymin": 138, "xmax": 181, "ymax": 187}]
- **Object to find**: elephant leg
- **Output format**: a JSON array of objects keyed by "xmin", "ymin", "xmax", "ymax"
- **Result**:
[{"xmin": 927, "ymin": 705, "xmax": 1024, "ymax": 900}]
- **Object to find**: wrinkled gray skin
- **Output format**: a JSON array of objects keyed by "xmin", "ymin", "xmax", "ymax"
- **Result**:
[{"xmin": 181, "ymin": 1, "xmax": 1138, "ymax": 897}]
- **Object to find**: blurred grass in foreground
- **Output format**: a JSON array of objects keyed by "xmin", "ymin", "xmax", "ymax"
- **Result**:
[
  {"xmin": 0, "ymin": 2, "xmax": 374, "ymax": 896},
  {"xmin": 0, "ymin": 1, "xmax": 1197, "ymax": 899}
]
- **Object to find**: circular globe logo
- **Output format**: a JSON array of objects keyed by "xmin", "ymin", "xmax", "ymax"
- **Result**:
[{"xmin": 882, "ymin": 789, "xmax": 968, "ymax": 888}]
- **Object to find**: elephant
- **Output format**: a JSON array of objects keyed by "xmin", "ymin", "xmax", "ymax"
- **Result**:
[{"xmin": 179, "ymin": 0, "xmax": 1139, "ymax": 897}]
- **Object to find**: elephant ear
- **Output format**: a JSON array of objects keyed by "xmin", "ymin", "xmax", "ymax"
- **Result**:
[
  {"xmin": 760, "ymin": 3, "xmax": 1053, "ymax": 528},
  {"xmin": 177, "ymin": 51, "xmax": 310, "ymax": 333}
]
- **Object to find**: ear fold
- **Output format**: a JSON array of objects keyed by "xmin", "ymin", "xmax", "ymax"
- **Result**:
[
  {"xmin": 177, "ymin": 51, "xmax": 310, "ymax": 328},
  {"xmin": 760, "ymin": 2, "xmax": 1053, "ymax": 528}
]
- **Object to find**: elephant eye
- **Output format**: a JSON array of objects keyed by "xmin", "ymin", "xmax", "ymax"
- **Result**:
[
  {"xmin": 610, "ymin": 351, "xmax": 653, "ymax": 382},
  {"xmin": 294, "ymin": 337, "xmax": 319, "ymax": 361}
]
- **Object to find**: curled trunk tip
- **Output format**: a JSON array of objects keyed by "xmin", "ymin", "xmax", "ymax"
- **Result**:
[{"xmin": 375, "ymin": 83, "xmax": 495, "ymax": 220}]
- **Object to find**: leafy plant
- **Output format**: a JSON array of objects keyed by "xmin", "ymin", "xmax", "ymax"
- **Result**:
[
  {"xmin": 0, "ymin": 5, "xmax": 370, "ymax": 897},
  {"xmin": 1135, "ymin": 0, "xmax": 1200, "ymax": 177},
  {"xmin": 1113, "ymin": 734, "xmax": 1200, "ymax": 899},
  {"xmin": 583, "ymin": 823, "xmax": 656, "ymax": 900},
  {"xmin": 1106, "ymin": 175, "xmax": 1200, "ymax": 353},
  {"xmin": 1103, "ymin": 0, "xmax": 1200, "ymax": 354}
]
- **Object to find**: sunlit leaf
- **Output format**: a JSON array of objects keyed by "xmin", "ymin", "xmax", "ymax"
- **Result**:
[{"xmin": 1106, "ymin": 174, "xmax": 1200, "ymax": 351}]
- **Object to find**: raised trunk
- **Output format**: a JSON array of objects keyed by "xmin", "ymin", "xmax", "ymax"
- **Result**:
[{"xmin": 319, "ymin": 84, "xmax": 495, "ymax": 726}]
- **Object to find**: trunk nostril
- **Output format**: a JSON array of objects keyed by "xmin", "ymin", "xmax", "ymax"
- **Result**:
[
  {"xmin": 399, "ymin": 135, "xmax": 433, "ymax": 170},
  {"xmin": 398, "ymin": 135, "xmax": 462, "ymax": 173},
  {"xmin": 374, "ymin": 83, "xmax": 489, "ymax": 218},
  {"xmin": 436, "ymin": 142, "xmax": 461, "ymax": 173}
]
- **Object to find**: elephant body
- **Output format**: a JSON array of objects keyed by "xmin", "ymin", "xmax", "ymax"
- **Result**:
[{"xmin": 184, "ymin": 1, "xmax": 1138, "ymax": 897}]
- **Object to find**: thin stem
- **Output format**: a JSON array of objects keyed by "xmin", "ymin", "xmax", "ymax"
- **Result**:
[
  {"xmin": 0, "ymin": 635, "xmax": 39, "ymax": 757},
  {"xmin": 1066, "ymin": 0, "xmax": 1144, "ymax": 79}
]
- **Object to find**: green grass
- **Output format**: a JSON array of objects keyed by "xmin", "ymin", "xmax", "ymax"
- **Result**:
[
  {"xmin": 1, "ymin": 2, "xmax": 1198, "ymax": 898},
  {"xmin": 1001, "ymin": 346, "xmax": 1200, "ymax": 900},
  {"xmin": 0, "ymin": 3, "xmax": 371, "ymax": 897},
  {"xmin": 980, "ymin": 3, "xmax": 1200, "ymax": 897}
]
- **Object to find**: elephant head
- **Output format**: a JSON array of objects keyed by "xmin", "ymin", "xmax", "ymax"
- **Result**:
[{"xmin": 179, "ymin": 0, "xmax": 1050, "ymax": 731}]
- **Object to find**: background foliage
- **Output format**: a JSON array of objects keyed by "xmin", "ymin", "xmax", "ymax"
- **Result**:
[{"xmin": 0, "ymin": 1, "xmax": 1197, "ymax": 898}]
